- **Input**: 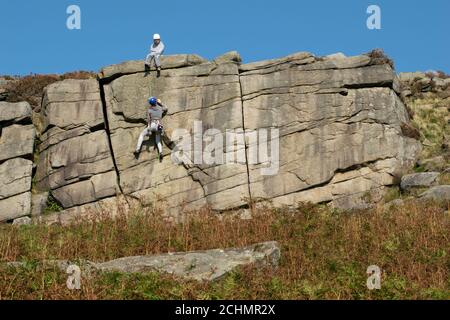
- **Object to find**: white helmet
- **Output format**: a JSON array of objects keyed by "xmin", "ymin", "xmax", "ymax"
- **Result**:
[{"xmin": 153, "ymin": 33, "xmax": 161, "ymax": 40}]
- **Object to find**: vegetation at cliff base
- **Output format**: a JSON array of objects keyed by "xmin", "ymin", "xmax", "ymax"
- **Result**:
[{"xmin": 0, "ymin": 200, "xmax": 448, "ymax": 300}]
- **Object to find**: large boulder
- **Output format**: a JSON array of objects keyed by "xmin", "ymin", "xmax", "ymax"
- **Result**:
[
  {"xmin": 0, "ymin": 102, "xmax": 35, "ymax": 221},
  {"xmin": 400, "ymin": 172, "xmax": 440, "ymax": 191},
  {"xmin": 35, "ymin": 79, "xmax": 118, "ymax": 209},
  {"xmin": 0, "ymin": 101, "xmax": 32, "ymax": 123},
  {"xmin": 96, "ymin": 241, "xmax": 281, "ymax": 281}
]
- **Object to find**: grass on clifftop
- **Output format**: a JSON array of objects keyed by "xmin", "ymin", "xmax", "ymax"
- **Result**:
[
  {"xmin": 3, "ymin": 71, "xmax": 96, "ymax": 107},
  {"xmin": 0, "ymin": 200, "xmax": 448, "ymax": 300}
]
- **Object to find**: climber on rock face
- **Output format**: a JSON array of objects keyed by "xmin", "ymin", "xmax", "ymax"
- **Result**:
[
  {"xmin": 134, "ymin": 97, "xmax": 168, "ymax": 162},
  {"xmin": 145, "ymin": 33, "xmax": 165, "ymax": 77}
]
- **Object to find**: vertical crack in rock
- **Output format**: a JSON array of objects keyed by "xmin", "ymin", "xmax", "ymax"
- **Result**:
[
  {"xmin": 97, "ymin": 79, "xmax": 125, "ymax": 195},
  {"xmin": 237, "ymin": 72, "xmax": 253, "ymax": 204}
]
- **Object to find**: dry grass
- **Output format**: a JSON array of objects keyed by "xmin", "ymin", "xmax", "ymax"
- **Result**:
[
  {"xmin": 407, "ymin": 97, "xmax": 450, "ymax": 159},
  {"xmin": 366, "ymin": 49, "xmax": 395, "ymax": 69},
  {"xmin": 0, "ymin": 199, "xmax": 448, "ymax": 300},
  {"xmin": 4, "ymin": 71, "xmax": 96, "ymax": 107},
  {"xmin": 425, "ymin": 71, "xmax": 450, "ymax": 80},
  {"xmin": 401, "ymin": 122, "xmax": 421, "ymax": 140},
  {"xmin": 0, "ymin": 75, "xmax": 16, "ymax": 81}
]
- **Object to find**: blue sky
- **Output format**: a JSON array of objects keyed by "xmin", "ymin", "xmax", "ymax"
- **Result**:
[{"xmin": 1, "ymin": 0, "xmax": 448, "ymax": 75}]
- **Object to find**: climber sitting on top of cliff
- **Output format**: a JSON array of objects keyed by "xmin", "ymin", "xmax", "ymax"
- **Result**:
[
  {"xmin": 145, "ymin": 33, "xmax": 165, "ymax": 77},
  {"xmin": 134, "ymin": 97, "xmax": 168, "ymax": 162}
]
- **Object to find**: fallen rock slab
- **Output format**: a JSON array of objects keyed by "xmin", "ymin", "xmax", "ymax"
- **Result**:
[
  {"xmin": 419, "ymin": 185, "xmax": 450, "ymax": 202},
  {"xmin": 96, "ymin": 241, "xmax": 280, "ymax": 282},
  {"xmin": 400, "ymin": 172, "xmax": 440, "ymax": 191}
]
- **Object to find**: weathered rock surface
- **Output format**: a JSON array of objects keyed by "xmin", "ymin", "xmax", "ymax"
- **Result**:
[
  {"xmin": 0, "ymin": 192, "xmax": 31, "ymax": 221},
  {"xmin": 34, "ymin": 79, "xmax": 118, "ymax": 209},
  {"xmin": 419, "ymin": 185, "xmax": 450, "ymax": 201},
  {"xmin": 12, "ymin": 216, "xmax": 32, "ymax": 226},
  {"xmin": 0, "ymin": 158, "xmax": 33, "ymax": 199},
  {"xmin": 31, "ymin": 192, "xmax": 49, "ymax": 216},
  {"xmin": 1, "ymin": 51, "xmax": 423, "ymax": 221},
  {"xmin": 96, "ymin": 52, "xmax": 420, "ymax": 213},
  {"xmin": 400, "ymin": 172, "xmax": 440, "ymax": 191},
  {"xmin": 102, "ymin": 53, "xmax": 249, "ymax": 213},
  {"xmin": 0, "ymin": 101, "xmax": 35, "ymax": 163},
  {"xmin": 240, "ymin": 54, "xmax": 420, "ymax": 209},
  {"xmin": 96, "ymin": 241, "xmax": 280, "ymax": 281},
  {"xmin": 0, "ymin": 102, "xmax": 35, "ymax": 221},
  {"xmin": 98, "ymin": 54, "xmax": 208, "ymax": 81}
]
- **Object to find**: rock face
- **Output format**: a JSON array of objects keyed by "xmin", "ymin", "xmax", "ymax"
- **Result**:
[
  {"xmin": 0, "ymin": 102, "xmax": 35, "ymax": 221},
  {"xmin": 95, "ymin": 51, "xmax": 420, "ymax": 214},
  {"xmin": 101, "ymin": 54, "xmax": 249, "ymax": 213},
  {"xmin": 240, "ymin": 53, "xmax": 419, "ymax": 208},
  {"xmin": 0, "ymin": 51, "xmax": 423, "ymax": 221},
  {"xmin": 34, "ymin": 79, "xmax": 118, "ymax": 209}
]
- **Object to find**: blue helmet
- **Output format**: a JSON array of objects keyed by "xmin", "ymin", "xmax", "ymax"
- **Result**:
[{"xmin": 148, "ymin": 97, "xmax": 157, "ymax": 106}]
